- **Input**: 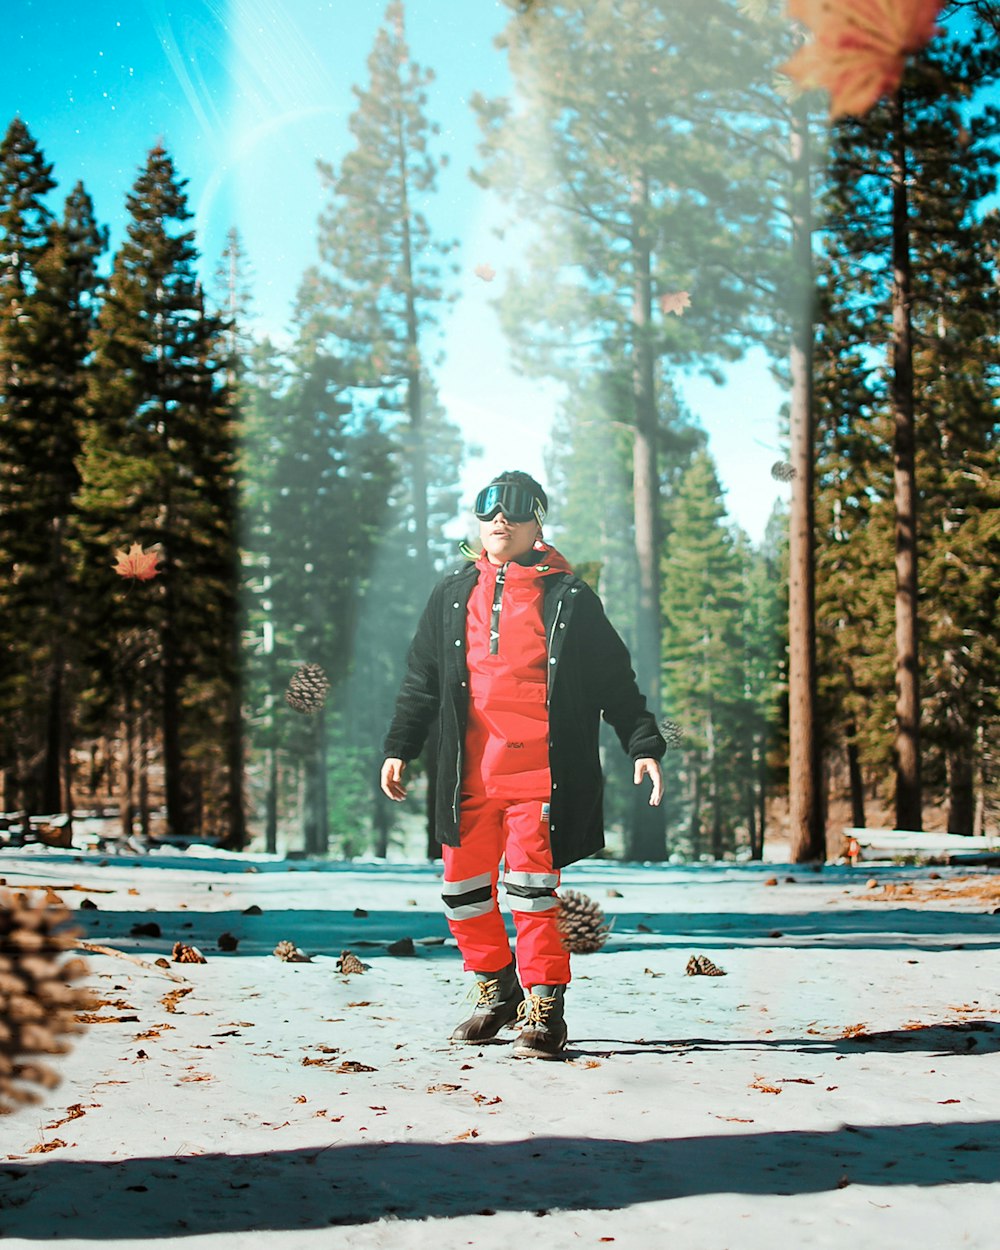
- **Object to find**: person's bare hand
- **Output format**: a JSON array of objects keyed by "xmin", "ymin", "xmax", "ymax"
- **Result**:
[
  {"xmin": 634, "ymin": 757, "xmax": 663, "ymax": 807},
  {"xmin": 380, "ymin": 758, "xmax": 407, "ymax": 801}
]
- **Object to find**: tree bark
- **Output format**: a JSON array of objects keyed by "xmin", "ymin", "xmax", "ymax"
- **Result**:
[
  {"xmin": 946, "ymin": 744, "xmax": 974, "ymax": 835},
  {"xmin": 787, "ymin": 99, "xmax": 824, "ymax": 862},
  {"xmin": 626, "ymin": 167, "xmax": 666, "ymax": 861},
  {"xmin": 890, "ymin": 88, "xmax": 922, "ymax": 831},
  {"xmin": 846, "ymin": 729, "xmax": 866, "ymax": 830}
]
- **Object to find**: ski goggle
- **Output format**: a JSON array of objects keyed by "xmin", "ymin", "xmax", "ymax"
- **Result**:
[{"xmin": 473, "ymin": 482, "xmax": 547, "ymax": 526}]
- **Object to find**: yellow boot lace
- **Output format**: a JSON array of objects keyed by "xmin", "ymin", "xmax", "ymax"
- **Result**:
[{"xmin": 516, "ymin": 991, "xmax": 557, "ymax": 1027}]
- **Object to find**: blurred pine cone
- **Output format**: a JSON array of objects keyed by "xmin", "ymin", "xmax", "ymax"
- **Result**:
[
  {"xmin": 273, "ymin": 940, "xmax": 311, "ymax": 963},
  {"xmin": 285, "ymin": 663, "xmax": 331, "ymax": 714},
  {"xmin": 771, "ymin": 460, "xmax": 796, "ymax": 482},
  {"xmin": 557, "ymin": 890, "xmax": 611, "ymax": 954},
  {"xmin": 685, "ymin": 954, "xmax": 726, "ymax": 976},
  {"xmin": 0, "ymin": 889, "xmax": 93, "ymax": 1114},
  {"xmin": 171, "ymin": 942, "xmax": 206, "ymax": 964},
  {"xmin": 336, "ymin": 950, "xmax": 367, "ymax": 975}
]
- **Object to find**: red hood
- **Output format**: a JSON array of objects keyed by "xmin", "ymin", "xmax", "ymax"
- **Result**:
[{"xmin": 474, "ymin": 540, "xmax": 573, "ymax": 579}]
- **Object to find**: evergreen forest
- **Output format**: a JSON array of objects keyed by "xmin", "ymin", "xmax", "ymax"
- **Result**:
[{"xmin": 1, "ymin": 0, "xmax": 997, "ymax": 862}]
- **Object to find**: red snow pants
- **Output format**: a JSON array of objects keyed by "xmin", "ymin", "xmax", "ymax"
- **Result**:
[{"xmin": 441, "ymin": 793, "xmax": 571, "ymax": 989}]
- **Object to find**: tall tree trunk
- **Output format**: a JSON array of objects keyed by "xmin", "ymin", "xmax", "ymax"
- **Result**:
[
  {"xmin": 138, "ymin": 713, "xmax": 150, "ymax": 838},
  {"xmin": 42, "ymin": 660, "xmax": 62, "ymax": 813},
  {"xmin": 846, "ymin": 728, "xmax": 866, "ymax": 830},
  {"xmin": 890, "ymin": 89, "xmax": 922, "ymax": 831},
  {"xmin": 303, "ymin": 709, "xmax": 329, "ymax": 857},
  {"xmin": 161, "ymin": 612, "xmax": 186, "ymax": 838},
  {"xmin": 627, "ymin": 167, "xmax": 665, "ymax": 862},
  {"xmin": 787, "ymin": 99, "xmax": 824, "ymax": 861},
  {"xmin": 396, "ymin": 95, "xmax": 429, "ymax": 585},
  {"xmin": 946, "ymin": 743, "xmax": 974, "ymax": 835},
  {"xmin": 221, "ymin": 600, "xmax": 246, "ymax": 850},
  {"xmin": 688, "ymin": 757, "xmax": 702, "ymax": 859},
  {"xmin": 120, "ymin": 692, "xmax": 135, "ymax": 839}
]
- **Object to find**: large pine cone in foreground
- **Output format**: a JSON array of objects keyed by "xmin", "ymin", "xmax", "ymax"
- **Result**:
[
  {"xmin": 0, "ymin": 890, "xmax": 93, "ymax": 1114},
  {"xmin": 285, "ymin": 663, "xmax": 331, "ymax": 714},
  {"xmin": 557, "ymin": 889, "xmax": 611, "ymax": 953}
]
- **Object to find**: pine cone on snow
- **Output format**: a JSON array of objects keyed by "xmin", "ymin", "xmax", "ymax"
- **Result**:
[
  {"xmin": 171, "ymin": 942, "xmax": 206, "ymax": 964},
  {"xmin": 273, "ymin": 940, "xmax": 312, "ymax": 963},
  {"xmin": 685, "ymin": 954, "xmax": 727, "ymax": 977},
  {"xmin": 285, "ymin": 663, "xmax": 331, "ymax": 714},
  {"xmin": 557, "ymin": 890, "xmax": 611, "ymax": 954},
  {"xmin": 0, "ymin": 889, "xmax": 93, "ymax": 1114},
  {"xmin": 336, "ymin": 950, "xmax": 367, "ymax": 975}
]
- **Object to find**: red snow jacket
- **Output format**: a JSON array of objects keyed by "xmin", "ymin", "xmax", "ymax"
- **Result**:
[{"xmin": 462, "ymin": 544, "xmax": 573, "ymax": 798}]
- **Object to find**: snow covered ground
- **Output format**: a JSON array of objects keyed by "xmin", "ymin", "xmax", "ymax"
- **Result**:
[{"xmin": 1, "ymin": 847, "xmax": 999, "ymax": 1249}]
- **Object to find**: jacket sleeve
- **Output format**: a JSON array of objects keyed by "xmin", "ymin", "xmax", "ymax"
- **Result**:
[
  {"xmin": 382, "ymin": 583, "xmax": 443, "ymax": 763},
  {"xmin": 581, "ymin": 589, "xmax": 666, "ymax": 761}
]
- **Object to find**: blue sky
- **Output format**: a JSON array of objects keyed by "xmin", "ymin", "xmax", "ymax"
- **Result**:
[{"xmin": 6, "ymin": 0, "xmax": 789, "ymax": 543}]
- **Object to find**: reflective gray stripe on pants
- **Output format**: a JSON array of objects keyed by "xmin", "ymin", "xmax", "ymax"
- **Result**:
[
  {"xmin": 505, "ymin": 892, "xmax": 560, "ymax": 914},
  {"xmin": 442, "ymin": 872, "xmax": 494, "ymax": 896},
  {"xmin": 442, "ymin": 871, "xmax": 496, "ymax": 921},
  {"xmin": 503, "ymin": 870, "xmax": 559, "ymax": 890}
]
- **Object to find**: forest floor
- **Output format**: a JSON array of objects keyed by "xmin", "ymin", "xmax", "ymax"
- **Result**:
[{"xmin": 1, "ymin": 847, "xmax": 999, "ymax": 1250}]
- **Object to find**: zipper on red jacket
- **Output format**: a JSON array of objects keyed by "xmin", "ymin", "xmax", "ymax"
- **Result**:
[{"xmin": 489, "ymin": 563, "xmax": 507, "ymax": 655}]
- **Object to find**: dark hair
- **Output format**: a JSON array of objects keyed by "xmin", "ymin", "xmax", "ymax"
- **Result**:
[{"xmin": 489, "ymin": 470, "xmax": 549, "ymax": 518}]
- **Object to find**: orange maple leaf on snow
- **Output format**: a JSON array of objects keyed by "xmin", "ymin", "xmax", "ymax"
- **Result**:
[
  {"xmin": 783, "ymin": 0, "xmax": 943, "ymax": 119},
  {"xmin": 659, "ymin": 290, "xmax": 691, "ymax": 316},
  {"xmin": 113, "ymin": 543, "xmax": 161, "ymax": 581}
]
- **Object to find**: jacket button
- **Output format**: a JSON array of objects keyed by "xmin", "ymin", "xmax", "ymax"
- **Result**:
[
  {"xmin": 552, "ymin": 782, "xmax": 558, "ymax": 791},
  {"xmin": 454, "ymin": 639, "xmax": 462, "ymax": 647},
  {"xmin": 559, "ymin": 622, "xmax": 566, "ymax": 628},
  {"xmin": 461, "ymin": 681, "xmax": 467, "ymax": 687},
  {"xmin": 453, "ymin": 602, "xmax": 460, "ymax": 608},
  {"xmin": 549, "ymin": 657, "xmax": 556, "ymax": 665}
]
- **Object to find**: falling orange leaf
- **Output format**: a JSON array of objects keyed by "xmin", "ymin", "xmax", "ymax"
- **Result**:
[
  {"xmin": 782, "ymin": 0, "xmax": 943, "ymax": 119},
  {"xmin": 113, "ymin": 543, "xmax": 160, "ymax": 581},
  {"xmin": 659, "ymin": 290, "xmax": 691, "ymax": 316},
  {"xmin": 474, "ymin": 262, "xmax": 496, "ymax": 282}
]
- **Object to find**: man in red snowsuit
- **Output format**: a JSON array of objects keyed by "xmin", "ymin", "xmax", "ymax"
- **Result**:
[{"xmin": 381, "ymin": 471, "xmax": 664, "ymax": 1058}]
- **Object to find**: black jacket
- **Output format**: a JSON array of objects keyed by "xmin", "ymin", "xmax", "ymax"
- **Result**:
[{"xmin": 382, "ymin": 555, "xmax": 665, "ymax": 869}]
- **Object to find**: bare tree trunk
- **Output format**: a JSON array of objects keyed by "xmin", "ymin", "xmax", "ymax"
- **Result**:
[
  {"xmin": 138, "ymin": 714, "xmax": 150, "ymax": 838},
  {"xmin": 890, "ymin": 88, "xmax": 922, "ymax": 832},
  {"xmin": 627, "ymin": 166, "xmax": 666, "ymax": 862},
  {"xmin": 947, "ymin": 744, "xmax": 974, "ymax": 835},
  {"xmin": 787, "ymin": 98, "xmax": 824, "ymax": 862},
  {"xmin": 395, "ymin": 76, "xmax": 430, "ymax": 585},
  {"xmin": 688, "ymin": 757, "xmax": 702, "ymax": 859},
  {"xmin": 120, "ymin": 695, "xmax": 135, "ymax": 839},
  {"xmin": 846, "ymin": 729, "xmax": 866, "ymax": 829}
]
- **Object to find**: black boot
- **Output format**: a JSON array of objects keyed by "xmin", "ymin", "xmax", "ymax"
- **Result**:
[
  {"xmin": 512, "ymin": 985, "xmax": 568, "ymax": 1059},
  {"xmin": 450, "ymin": 961, "xmax": 523, "ymax": 1043}
]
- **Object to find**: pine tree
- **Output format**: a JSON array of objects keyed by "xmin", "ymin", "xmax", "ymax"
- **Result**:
[
  {"xmin": 242, "ymin": 341, "xmax": 394, "ymax": 855},
  {"xmin": 299, "ymin": 0, "xmax": 456, "ymax": 586},
  {"xmin": 78, "ymin": 145, "xmax": 241, "ymax": 840},
  {"xmin": 474, "ymin": 0, "xmax": 792, "ymax": 857},
  {"xmin": 815, "ymin": 18, "xmax": 1000, "ymax": 833},
  {"xmin": 0, "ymin": 122, "xmax": 104, "ymax": 818},
  {"xmin": 660, "ymin": 451, "xmax": 747, "ymax": 857}
]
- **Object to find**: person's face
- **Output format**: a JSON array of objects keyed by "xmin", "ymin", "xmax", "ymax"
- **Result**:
[{"xmin": 479, "ymin": 512, "xmax": 541, "ymax": 565}]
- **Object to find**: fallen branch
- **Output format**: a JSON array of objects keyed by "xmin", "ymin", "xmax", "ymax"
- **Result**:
[{"xmin": 76, "ymin": 940, "xmax": 189, "ymax": 984}]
